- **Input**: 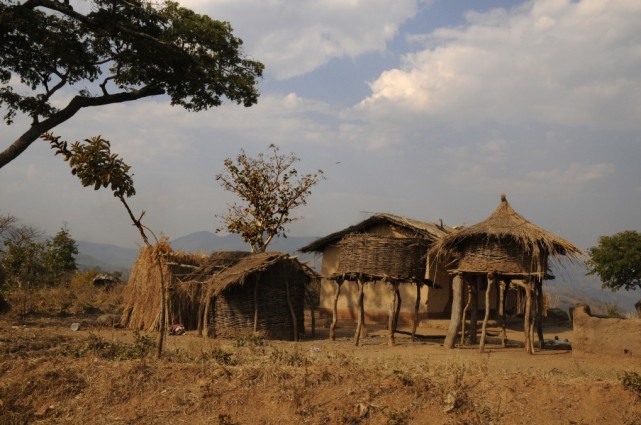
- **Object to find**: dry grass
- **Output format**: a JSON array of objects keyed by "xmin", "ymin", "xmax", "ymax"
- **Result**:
[{"xmin": 2, "ymin": 316, "xmax": 641, "ymax": 425}]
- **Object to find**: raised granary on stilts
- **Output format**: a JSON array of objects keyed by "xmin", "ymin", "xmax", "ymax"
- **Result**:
[
  {"xmin": 431, "ymin": 194, "xmax": 583, "ymax": 353},
  {"xmin": 324, "ymin": 233, "xmax": 433, "ymax": 346},
  {"xmin": 300, "ymin": 213, "xmax": 453, "ymax": 339}
]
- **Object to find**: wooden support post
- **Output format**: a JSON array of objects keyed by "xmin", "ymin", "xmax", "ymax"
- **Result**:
[
  {"xmin": 536, "ymin": 278, "xmax": 544, "ymax": 349},
  {"xmin": 196, "ymin": 294, "xmax": 205, "ymax": 337},
  {"xmin": 202, "ymin": 295, "xmax": 215, "ymax": 338},
  {"xmin": 470, "ymin": 275, "xmax": 480, "ymax": 344},
  {"xmin": 479, "ymin": 274, "xmax": 496, "ymax": 353},
  {"xmin": 444, "ymin": 273, "xmax": 464, "ymax": 349},
  {"xmin": 460, "ymin": 281, "xmax": 472, "ymax": 345},
  {"xmin": 253, "ymin": 277, "xmax": 260, "ymax": 333},
  {"xmin": 354, "ymin": 279, "xmax": 365, "ymax": 346},
  {"xmin": 524, "ymin": 280, "xmax": 533, "ymax": 354},
  {"xmin": 411, "ymin": 282, "xmax": 421, "ymax": 341},
  {"xmin": 388, "ymin": 282, "xmax": 399, "ymax": 346},
  {"xmin": 392, "ymin": 286, "xmax": 402, "ymax": 333},
  {"xmin": 499, "ymin": 280, "xmax": 508, "ymax": 348},
  {"xmin": 284, "ymin": 280, "xmax": 298, "ymax": 342},
  {"xmin": 329, "ymin": 281, "xmax": 342, "ymax": 341}
]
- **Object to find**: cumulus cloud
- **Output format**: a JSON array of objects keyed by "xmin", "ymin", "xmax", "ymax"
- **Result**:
[
  {"xmin": 360, "ymin": 0, "xmax": 641, "ymax": 130},
  {"xmin": 178, "ymin": 0, "xmax": 419, "ymax": 79}
]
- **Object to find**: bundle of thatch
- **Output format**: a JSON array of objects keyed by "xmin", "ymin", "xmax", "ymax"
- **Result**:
[
  {"xmin": 335, "ymin": 234, "xmax": 428, "ymax": 282},
  {"xmin": 120, "ymin": 244, "xmax": 208, "ymax": 331},
  {"xmin": 430, "ymin": 194, "xmax": 583, "ymax": 276}
]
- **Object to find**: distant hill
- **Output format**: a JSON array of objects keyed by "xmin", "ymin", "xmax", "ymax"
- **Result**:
[{"xmin": 75, "ymin": 232, "xmax": 319, "ymax": 272}]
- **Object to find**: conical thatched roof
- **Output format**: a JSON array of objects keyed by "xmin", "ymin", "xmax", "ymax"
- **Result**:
[
  {"xmin": 430, "ymin": 194, "xmax": 583, "ymax": 275},
  {"xmin": 300, "ymin": 212, "xmax": 452, "ymax": 253}
]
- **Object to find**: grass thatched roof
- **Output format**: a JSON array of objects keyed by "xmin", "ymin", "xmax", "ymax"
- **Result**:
[
  {"xmin": 430, "ymin": 194, "xmax": 583, "ymax": 271},
  {"xmin": 185, "ymin": 251, "xmax": 252, "ymax": 282},
  {"xmin": 300, "ymin": 213, "xmax": 452, "ymax": 253},
  {"xmin": 205, "ymin": 252, "xmax": 318, "ymax": 297}
]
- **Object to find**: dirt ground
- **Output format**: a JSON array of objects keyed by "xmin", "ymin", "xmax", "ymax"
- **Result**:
[{"xmin": 1, "ymin": 314, "xmax": 640, "ymax": 425}]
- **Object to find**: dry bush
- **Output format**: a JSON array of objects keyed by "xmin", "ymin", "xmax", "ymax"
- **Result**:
[{"xmin": 5, "ymin": 271, "xmax": 124, "ymax": 317}]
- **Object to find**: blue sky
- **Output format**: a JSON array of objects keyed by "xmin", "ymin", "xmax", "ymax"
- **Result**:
[{"xmin": 1, "ymin": 0, "xmax": 640, "ymax": 252}]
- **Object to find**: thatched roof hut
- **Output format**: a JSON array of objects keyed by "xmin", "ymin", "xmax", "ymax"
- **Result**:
[
  {"xmin": 201, "ymin": 252, "xmax": 316, "ymax": 341},
  {"xmin": 432, "ymin": 194, "xmax": 583, "ymax": 353},
  {"xmin": 430, "ymin": 194, "xmax": 582, "ymax": 276},
  {"xmin": 301, "ymin": 212, "xmax": 449, "ymax": 253}
]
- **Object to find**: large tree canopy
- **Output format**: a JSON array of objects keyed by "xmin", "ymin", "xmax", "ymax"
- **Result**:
[
  {"xmin": 587, "ymin": 230, "xmax": 641, "ymax": 292},
  {"xmin": 0, "ymin": 0, "xmax": 264, "ymax": 168}
]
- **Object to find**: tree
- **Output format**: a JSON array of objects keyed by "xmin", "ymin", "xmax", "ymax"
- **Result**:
[
  {"xmin": 1, "ymin": 223, "xmax": 47, "ymax": 289},
  {"xmin": 0, "ymin": 0, "xmax": 264, "ymax": 168},
  {"xmin": 587, "ymin": 230, "xmax": 641, "ymax": 292},
  {"xmin": 45, "ymin": 132, "xmax": 169, "ymax": 357},
  {"xmin": 44, "ymin": 225, "xmax": 78, "ymax": 284},
  {"xmin": 216, "ymin": 144, "xmax": 325, "ymax": 253}
]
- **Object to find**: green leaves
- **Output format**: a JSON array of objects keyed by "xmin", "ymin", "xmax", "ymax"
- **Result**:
[
  {"xmin": 587, "ymin": 230, "xmax": 641, "ymax": 292},
  {"xmin": 215, "ymin": 144, "xmax": 325, "ymax": 253},
  {"xmin": 44, "ymin": 133, "xmax": 136, "ymax": 199}
]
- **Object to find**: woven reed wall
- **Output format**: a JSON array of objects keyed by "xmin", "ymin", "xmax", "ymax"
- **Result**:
[
  {"xmin": 210, "ymin": 263, "xmax": 306, "ymax": 340},
  {"xmin": 336, "ymin": 234, "xmax": 428, "ymax": 281},
  {"xmin": 457, "ymin": 240, "xmax": 540, "ymax": 274}
]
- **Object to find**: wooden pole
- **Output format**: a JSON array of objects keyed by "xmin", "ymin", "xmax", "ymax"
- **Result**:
[
  {"xmin": 253, "ymin": 277, "xmax": 260, "ymax": 333},
  {"xmin": 470, "ymin": 275, "xmax": 480, "ymax": 344},
  {"xmin": 460, "ymin": 281, "xmax": 472, "ymax": 345},
  {"xmin": 329, "ymin": 281, "xmax": 342, "ymax": 341},
  {"xmin": 196, "ymin": 293, "xmax": 205, "ymax": 337},
  {"xmin": 479, "ymin": 274, "xmax": 496, "ymax": 353},
  {"xmin": 354, "ymin": 279, "xmax": 365, "ymax": 346},
  {"xmin": 499, "ymin": 280, "xmax": 508, "ymax": 348},
  {"xmin": 392, "ymin": 286, "xmax": 402, "ymax": 333},
  {"xmin": 524, "ymin": 280, "xmax": 533, "ymax": 354},
  {"xmin": 411, "ymin": 282, "xmax": 422, "ymax": 342},
  {"xmin": 536, "ymin": 278, "xmax": 544, "ymax": 349},
  {"xmin": 444, "ymin": 273, "xmax": 464, "ymax": 349},
  {"xmin": 388, "ymin": 282, "xmax": 399, "ymax": 346},
  {"xmin": 284, "ymin": 279, "xmax": 298, "ymax": 342}
]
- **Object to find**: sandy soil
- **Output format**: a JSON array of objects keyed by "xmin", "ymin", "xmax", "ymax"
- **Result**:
[{"xmin": 1, "ymin": 314, "xmax": 640, "ymax": 425}]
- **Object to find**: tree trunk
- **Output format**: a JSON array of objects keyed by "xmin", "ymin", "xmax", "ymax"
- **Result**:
[
  {"xmin": 329, "ymin": 281, "xmax": 342, "ymax": 341},
  {"xmin": 354, "ymin": 279, "xmax": 365, "ymax": 346},
  {"xmin": 479, "ymin": 274, "xmax": 495, "ymax": 353},
  {"xmin": 444, "ymin": 273, "xmax": 464, "ymax": 349},
  {"xmin": 636, "ymin": 299, "xmax": 641, "ymax": 318},
  {"xmin": 155, "ymin": 255, "xmax": 167, "ymax": 359},
  {"xmin": 411, "ymin": 283, "xmax": 421, "ymax": 341}
]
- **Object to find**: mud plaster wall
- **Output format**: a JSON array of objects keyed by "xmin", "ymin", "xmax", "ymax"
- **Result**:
[
  {"xmin": 572, "ymin": 306, "xmax": 641, "ymax": 358},
  {"xmin": 317, "ymin": 224, "xmax": 452, "ymax": 322}
]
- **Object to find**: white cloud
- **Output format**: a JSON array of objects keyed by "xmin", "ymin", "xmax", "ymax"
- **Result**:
[
  {"xmin": 178, "ymin": 0, "xmax": 419, "ymax": 79},
  {"xmin": 360, "ymin": 0, "xmax": 641, "ymax": 130}
]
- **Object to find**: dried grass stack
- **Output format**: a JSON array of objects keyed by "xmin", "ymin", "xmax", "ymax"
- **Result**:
[
  {"xmin": 120, "ymin": 244, "xmax": 207, "ymax": 331},
  {"xmin": 336, "ymin": 234, "xmax": 428, "ymax": 282}
]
